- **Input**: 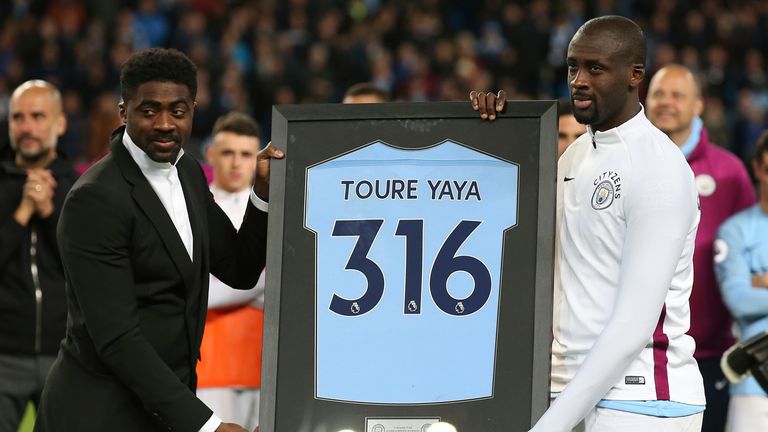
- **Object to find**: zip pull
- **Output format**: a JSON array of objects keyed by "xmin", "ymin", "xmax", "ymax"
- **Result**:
[{"xmin": 30, "ymin": 228, "xmax": 43, "ymax": 354}]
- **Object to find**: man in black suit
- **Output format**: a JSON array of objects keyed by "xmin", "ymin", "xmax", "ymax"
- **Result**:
[{"xmin": 35, "ymin": 48, "xmax": 281, "ymax": 432}]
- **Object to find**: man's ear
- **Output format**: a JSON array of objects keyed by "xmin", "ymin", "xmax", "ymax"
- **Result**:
[
  {"xmin": 629, "ymin": 64, "xmax": 645, "ymax": 90},
  {"xmin": 693, "ymin": 96, "xmax": 704, "ymax": 117},
  {"xmin": 205, "ymin": 142, "xmax": 215, "ymax": 166},
  {"xmin": 56, "ymin": 112, "xmax": 67, "ymax": 137},
  {"xmin": 118, "ymin": 101, "xmax": 127, "ymax": 123}
]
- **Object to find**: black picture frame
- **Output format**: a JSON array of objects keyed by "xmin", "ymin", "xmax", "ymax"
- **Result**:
[{"xmin": 261, "ymin": 101, "xmax": 557, "ymax": 432}]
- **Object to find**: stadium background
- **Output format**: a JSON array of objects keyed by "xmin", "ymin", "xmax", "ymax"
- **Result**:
[{"xmin": 2, "ymin": 0, "xmax": 768, "ymax": 430}]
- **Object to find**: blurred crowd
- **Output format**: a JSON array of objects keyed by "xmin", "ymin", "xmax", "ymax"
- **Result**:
[{"xmin": 0, "ymin": 0, "xmax": 766, "ymax": 166}]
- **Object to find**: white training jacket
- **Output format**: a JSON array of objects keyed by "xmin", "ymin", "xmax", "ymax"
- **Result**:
[{"xmin": 531, "ymin": 108, "xmax": 705, "ymax": 432}]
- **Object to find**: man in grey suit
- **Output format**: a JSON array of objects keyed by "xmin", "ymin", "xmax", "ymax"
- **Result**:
[{"xmin": 35, "ymin": 48, "xmax": 282, "ymax": 432}]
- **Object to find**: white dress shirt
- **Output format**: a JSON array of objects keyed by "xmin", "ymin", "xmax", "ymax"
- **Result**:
[
  {"xmin": 122, "ymin": 133, "xmax": 222, "ymax": 432},
  {"xmin": 122, "ymin": 133, "xmax": 194, "ymax": 260}
]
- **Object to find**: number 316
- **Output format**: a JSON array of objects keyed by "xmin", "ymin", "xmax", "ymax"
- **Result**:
[{"xmin": 329, "ymin": 219, "xmax": 492, "ymax": 317}]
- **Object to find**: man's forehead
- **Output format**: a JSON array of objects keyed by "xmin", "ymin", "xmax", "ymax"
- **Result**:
[
  {"xmin": 12, "ymin": 87, "xmax": 55, "ymax": 105},
  {"xmin": 652, "ymin": 69, "xmax": 695, "ymax": 89},
  {"xmin": 647, "ymin": 70, "xmax": 698, "ymax": 101},
  {"xmin": 213, "ymin": 132, "xmax": 260, "ymax": 149},
  {"xmin": 133, "ymin": 81, "xmax": 193, "ymax": 101},
  {"xmin": 568, "ymin": 31, "xmax": 624, "ymax": 59},
  {"xmin": 10, "ymin": 92, "xmax": 60, "ymax": 116}
]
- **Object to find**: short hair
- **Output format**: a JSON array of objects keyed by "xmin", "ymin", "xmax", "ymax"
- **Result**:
[
  {"xmin": 10, "ymin": 80, "xmax": 63, "ymax": 112},
  {"xmin": 574, "ymin": 15, "xmax": 646, "ymax": 66},
  {"xmin": 212, "ymin": 111, "xmax": 261, "ymax": 138},
  {"xmin": 754, "ymin": 130, "xmax": 768, "ymax": 164},
  {"xmin": 343, "ymin": 83, "xmax": 390, "ymax": 102},
  {"xmin": 120, "ymin": 48, "xmax": 197, "ymax": 102},
  {"xmin": 557, "ymin": 97, "xmax": 574, "ymax": 117}
]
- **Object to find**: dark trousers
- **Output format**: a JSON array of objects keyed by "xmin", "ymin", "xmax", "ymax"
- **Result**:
[
  {"xmin": 0, "ymin": 354, "xmax": 56, "ymax": 432},
  {"xmin": 698, "ymin": 356, "xmax": 729, "ymax": 432}
]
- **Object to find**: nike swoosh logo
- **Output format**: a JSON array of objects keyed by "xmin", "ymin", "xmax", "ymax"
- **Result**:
[{"xmin": 564, "ymin": 177, "xmax": 575, "ymax": 182}]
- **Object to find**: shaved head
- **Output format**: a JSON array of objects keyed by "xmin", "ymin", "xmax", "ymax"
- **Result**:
[
  {"xmin": 10, "ymin": 80, "xmax": 63, "ymax": 114},
  {"xmin": 567, "ymin": 15, "xmax": 646, "ymax": 131},
  {"xmin": 9, "ymin": 80, "xmax": 66, "ymax": 167},
  {"xmin": 646, "ymin": 64, "xmax": 703, "ymax": 146},
  {"xmin": 572, "ymin": 15, "xmax": 646, "ymax": 66},
  {"xmin": 648, "ymin": 64, "xmax": 701, "ymax": 98}
]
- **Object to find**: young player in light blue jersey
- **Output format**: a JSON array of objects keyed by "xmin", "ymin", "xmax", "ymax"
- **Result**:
[{"xmin": 715, "ymin": 130, "xmax": 768, "ymax": 432}]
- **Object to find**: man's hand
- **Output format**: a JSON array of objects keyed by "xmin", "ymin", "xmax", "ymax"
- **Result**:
[
  {"xmin": 215, "ymin": 423, "xmax": 248, "ymax": 432},
  {"xmin": 14, "ymin": 169, "xmax": 57, "ymax": 225},
  {"xmin": 13, "ymin": 194, "xmax": 35, "ymax": 226},
  {"xmin": 253, "ymin": 142, "xmax": 285, "ymax": 200},
  {"xmin": 470, "ymin": 90, "xmax": 506, "ymax": 121},
  {"xmin": 25, "ymin": 169, "xmax": 57, "ymax": 218},
  {"xmin": 752, "ymin": 273, "xmax": 768, "ymax": 288}
]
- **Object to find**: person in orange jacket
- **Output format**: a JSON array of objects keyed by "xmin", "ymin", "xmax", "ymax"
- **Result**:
[{"xmin": 197, "ymin": 111, "xmax": 265, "ymax": 429}]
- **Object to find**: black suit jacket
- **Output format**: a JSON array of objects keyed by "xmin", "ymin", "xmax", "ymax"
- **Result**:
[{"xmin": 35, "ymin": 128, "xmax": 267, "ymax": 431}]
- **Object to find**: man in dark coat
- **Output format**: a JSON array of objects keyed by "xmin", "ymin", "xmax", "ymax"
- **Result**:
[
  {"xmin": 35, "ymin": 48, "xmax": 282, "ymax": 432},
  {"xmin": 0, "ymin": 80, "xmax": 75, "ymax": 432}
]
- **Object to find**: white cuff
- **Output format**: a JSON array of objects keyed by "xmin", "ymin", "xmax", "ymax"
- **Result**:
[
  {"xmin": 250, "ymin": 189, "xmax": 269, "ymax": 212},
  {"xmin": 198, "ymin": 414, "xmax": 222, "ymax": 432}
]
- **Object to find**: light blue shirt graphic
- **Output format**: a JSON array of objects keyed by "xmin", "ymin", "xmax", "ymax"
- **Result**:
[{"xmin": 305, "ymin": 141, "xmax": 518, "ymax": 404}]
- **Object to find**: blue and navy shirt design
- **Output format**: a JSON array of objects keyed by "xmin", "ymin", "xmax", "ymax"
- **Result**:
[{"xmin": 305, "ymin": 140, "xmax": 518, "ymax": 404}]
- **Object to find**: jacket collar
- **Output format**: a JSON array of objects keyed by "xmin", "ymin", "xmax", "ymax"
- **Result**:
[
  {"xmin": 685, "ymin": 126, "xmax": 710, "ymax": 163},
  {"xmin": 587, "ymin": 105, "xmax": 648, "ymax": 148},
  {"xmin": 110, "ymin": 126, "xmax": 201, "ymax": 292}
]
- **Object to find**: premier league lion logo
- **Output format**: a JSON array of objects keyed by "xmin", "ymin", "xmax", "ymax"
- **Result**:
[{"xmin": 455, "ymin": 302, "xmax": 465, "ymax": 314}]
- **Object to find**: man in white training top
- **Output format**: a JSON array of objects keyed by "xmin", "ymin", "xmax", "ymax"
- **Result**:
[{"xmin": 472, "ymin": 15, "xmax": 705, "ymax": 432}]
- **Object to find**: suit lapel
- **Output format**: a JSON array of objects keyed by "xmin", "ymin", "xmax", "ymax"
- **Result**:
[
  {"xmin": 110, "ymin": 129, "xmax": 197, "ymax": 292},
  {"xmin": 177, "ymin": 158, "xmax": 204, "ymax": 269},
  {"xmin": 177, "ymin": 156, "xmax": 212, "ymax": 361}
]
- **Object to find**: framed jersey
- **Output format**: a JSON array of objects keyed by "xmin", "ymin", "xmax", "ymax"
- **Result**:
[{"xmin": 262, "ymin": 101, "xmax": 556, "ymax": 432}]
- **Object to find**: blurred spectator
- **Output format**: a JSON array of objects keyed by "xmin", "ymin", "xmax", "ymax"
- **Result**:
[
  {"xmin": 733, "ymin": 89, "xmax": 768, "ymax": 169},
  {"xmin": 0, "ymin": 0, "xmax": 764, "ymax": 172},
  {"xmin": 0, "ymin": 80, "xmax": 76, "ymax": 432},
  {"xmin": 132, "ymin": 0, "xmax": 170, "ymax": 50},
  {"xmin": 78, "ymin": 91, "xmax": 121, "ymax": 175},
  {"xmin": 714, "ymin": 130, "xmax": 768, "ymax": 432},
  {"xmin": 701, "ymin": 95, "xmax": 730, "ymax": 150},
  {"xmin": 342, "ymin": 82, "xmax": 390, "ymax": 104},
  {"xmin": 197, "ymin": 112, "xmax": 265, "ymax": 430},
  {"xmin": 556, "ymin": 97, "xmax": 585, "ymax": 158},
  {"xmin": 647, "ymin": 64, "xmax": 756, "ymax": 432},
  {"xmin": 57, "ymin": 89, "xmax": 87, "ymax": 162}
]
